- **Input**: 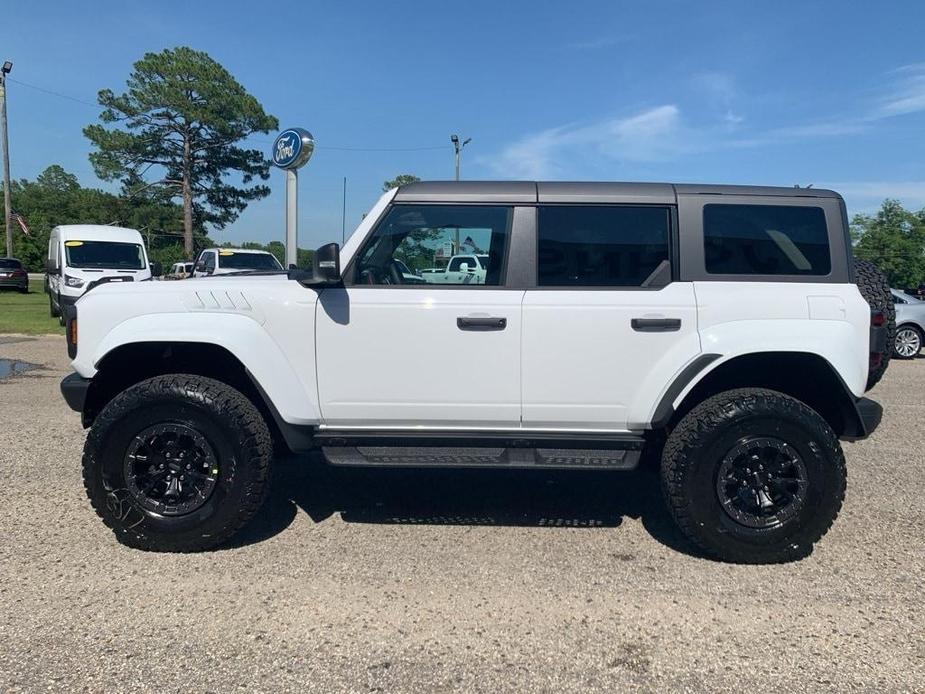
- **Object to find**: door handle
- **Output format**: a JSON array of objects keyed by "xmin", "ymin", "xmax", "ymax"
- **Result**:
[
  {"xmin": 457, "ymin": 316, "xmax": 507, "ymax": 331},
  {"xmin": 631, "ymin": 318, "xmax": 681, "ymax": 332}
]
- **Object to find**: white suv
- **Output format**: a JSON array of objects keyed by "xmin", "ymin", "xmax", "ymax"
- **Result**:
[{"xmin": 59, "ymin": 181, "xmax": 891, "ymax": 563}]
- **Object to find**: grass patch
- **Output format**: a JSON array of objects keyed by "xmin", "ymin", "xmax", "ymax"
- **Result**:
[{"xmin": 0, "ymin": 287, "xmax": 65, "ymax": 335}]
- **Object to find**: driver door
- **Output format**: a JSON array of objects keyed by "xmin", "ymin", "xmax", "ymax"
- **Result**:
[{"xmin": 315, "ymin": 204, "xmax": 523, "ymax": 428}]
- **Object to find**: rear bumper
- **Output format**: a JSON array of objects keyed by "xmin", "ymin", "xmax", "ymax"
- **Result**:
[
  {"xmin": 0, "ymin": 277, "xmax": 27, "ymax": 289},
  {"xmin": 61, "ymin": 372, "xmax": 90, "ymax": 414}
]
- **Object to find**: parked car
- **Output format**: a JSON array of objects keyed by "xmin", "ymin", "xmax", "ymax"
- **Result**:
[
  {"xmin": 168, "ymin": 262, "xmax": 194, "ymax": 280},
  {"xmin": 0, "ymin": 258, "xmax": 28, "ymax": 293},
  {"xmin": 421, "ymin": 254, "xmax": 490, "ymax": 284},
  {"xmin": 60, "ymin": 181, "xmax": 889, "ymax": 564},
  {"xmin": 191, "ymin": 248, "xmax": 283, "ymax": 277},
  {"xmin": 46, "ymin": 225, "xmax": 156, "ymax": 324},
  {"xmin": 891, "ymin": 289, "xmax": 925, "ymax": 359}
]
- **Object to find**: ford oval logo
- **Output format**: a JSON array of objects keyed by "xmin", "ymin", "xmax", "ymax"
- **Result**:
[{"xmin": 272, "ymin": 128, "xmax": 314, "ymax": 170}]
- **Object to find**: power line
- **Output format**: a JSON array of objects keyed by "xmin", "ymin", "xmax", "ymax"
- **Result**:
[{"xmin": 7, "ymin": 77, "xmax": 104, "ymax": 109}]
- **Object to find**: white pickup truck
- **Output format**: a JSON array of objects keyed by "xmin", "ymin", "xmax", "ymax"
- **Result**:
[
  {"xmin": 59, "ymin": 181, "xmax": 890, "ymax": 563},
  {"xmin": 422, "ymin": 254, "xmax": 490, "ymax": 284}
]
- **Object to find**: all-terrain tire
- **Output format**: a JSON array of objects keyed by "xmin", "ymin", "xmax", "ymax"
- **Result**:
[
  {"xmin": 82, "ymin": 374, "xmax": 273, "ymax": 552},
  {"xmin": 661, "ymin": 388, "xmax": 846, "ymax": 564},
  {"xmin": 854, "ymin": 258, "xmax": 894, "ymax": 390}
]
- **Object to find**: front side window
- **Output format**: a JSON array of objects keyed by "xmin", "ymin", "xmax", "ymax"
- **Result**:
[
  {"xmin": 203, "ymin": 253, "xmax": 216, "ymax": 272},
  {"xmin": 704, "ymin": 204, "xmax": 831, "ymax": 276},
  {"xmin": 537, "ymin": 205, "xmax": 671, "ymax": 287},
  {"xmin": 354, "ymin": 205, "xmax": 511, "ymax": 286},
  {"xmin": 64, "ymin": 241, "xmax": 145, "ymax": 270}
]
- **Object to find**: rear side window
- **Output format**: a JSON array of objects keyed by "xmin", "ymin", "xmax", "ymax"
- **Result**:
[
  {"xmin": 704, "ymin": 204, "xmax": 831, "ymax": 276},
  {"xmin": 537, "ymin": 205, "xmax": 670, "ymax": 287}
]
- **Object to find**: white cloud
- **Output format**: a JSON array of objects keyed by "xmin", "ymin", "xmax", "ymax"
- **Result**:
[
  {"xmin": 877, "ymin": 64, "xmax": 925, "ymax": 117},
  {"xmin": 822, "ymin": 181, "xmax": 925, "ymax": 212},
  {"xmin": 486, "ymin": 105, "xmax": 689, "ymax": 178}
]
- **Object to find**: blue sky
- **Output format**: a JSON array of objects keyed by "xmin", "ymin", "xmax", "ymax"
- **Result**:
[{"xmin": 3, "ymin": 0, "xmax": 925, "ymax": 248}]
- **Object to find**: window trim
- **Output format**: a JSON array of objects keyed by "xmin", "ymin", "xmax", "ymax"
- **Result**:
[
  {"xmin": 341, "ymin": 202, "xmax": 517, "ymax": 290},
  {"xmin": 531, "ymin": 203, "xmax": 676, "ymax": 291},
  {"xmin": 677, "ymin": 195, "xmax": 851, "ymax": 283}
]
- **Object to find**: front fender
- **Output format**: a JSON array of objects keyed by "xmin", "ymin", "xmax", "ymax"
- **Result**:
[{"xmin": 81, "ymin": 312, "xmax": 321, "ymax": 425}]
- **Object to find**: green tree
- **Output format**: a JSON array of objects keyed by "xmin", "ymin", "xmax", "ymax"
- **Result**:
[
  {"xmin": 852, "ymin": 199, "xmax": 925, "ymax": 287},
  {"xmin": 382, "ymin": 174, "xmax": 421, "ymax": 192},
  {"xmin": 84, "ymin": 47, "xmax": 279, "ymax": 256}
]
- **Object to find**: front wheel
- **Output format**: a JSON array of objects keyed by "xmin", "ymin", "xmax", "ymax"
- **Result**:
[
  {"xmin": 661, "ymin": 388, "xmax": 846, "ymax": 564},
  {"xmin": 83, "ymin": 374, "xmax": 273, "ymax": 552},
  {"xmin": 49, "ymin": 295, "xmax": 60, "ymax": 318},
  {"xmin": 893, "ymin": 325, "xmax": 922, "ymax": 359}
]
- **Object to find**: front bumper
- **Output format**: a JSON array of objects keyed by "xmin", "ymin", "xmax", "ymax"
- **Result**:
[{"xmin": 61, "ymin": 372, "xmax": 90, "ymax": 414}]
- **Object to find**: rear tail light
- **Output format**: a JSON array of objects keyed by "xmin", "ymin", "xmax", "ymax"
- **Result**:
[
  {"xmin": 67, "ymin": 317, "xmax": 78, "ymax": 359},
  {"xmin": 871, "ymin": 310, "xmax": 886, "ymax": 327},
  {"xmin": 12, "ymin": 268, "xmax": 26, "ymax": 277}
]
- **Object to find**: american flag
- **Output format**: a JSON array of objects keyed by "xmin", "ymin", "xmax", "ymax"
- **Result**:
[{"xmin": 9, "ymin": 209, "xmax": 30, "ymax": 236}]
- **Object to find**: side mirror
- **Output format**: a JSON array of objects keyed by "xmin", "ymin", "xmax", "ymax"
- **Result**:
[
  {"xmin": 45, "ymin": 258, "xmax": 59, "ymax": 275},
  {"xmin": 149, "ymin": 261, "xmax": 162, "ymax": 277},
  {"xmin": 314, "ymin": 242, "xmax": 341, "ymax": 283},
  {"xmin": 288, "ymin": 242, "xmax": 341, "ymax": 285}
]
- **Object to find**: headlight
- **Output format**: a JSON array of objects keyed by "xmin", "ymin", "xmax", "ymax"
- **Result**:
[{"xmin": 64, "ymin": 275, "xmax": 85, "ymax": 288}]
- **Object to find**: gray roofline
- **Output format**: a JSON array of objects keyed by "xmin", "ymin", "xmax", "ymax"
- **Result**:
[{"xmin": 394, "ymin": 180, "xmax": 841, "ymax": 204}]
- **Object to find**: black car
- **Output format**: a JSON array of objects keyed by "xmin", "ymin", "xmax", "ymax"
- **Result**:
[{"xmin": 0, "ymin": 258, "xmax": 29, "ymax": 293}]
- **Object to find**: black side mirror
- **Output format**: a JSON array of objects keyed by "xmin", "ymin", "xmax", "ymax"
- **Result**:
[
  {"xmin": 45, "ymin": 258, "xmax": 59, "ymax": 275},
  {"xmin": 149, "ymin": 261, "xmax": 162, "ymax": 277},
  {"xmin": 288, "ymin": 242, "xmax": 341, "ymax": 285},
  {"xmin": 314, "ymin": 242, "xmax": 341, "ymax": 283}
]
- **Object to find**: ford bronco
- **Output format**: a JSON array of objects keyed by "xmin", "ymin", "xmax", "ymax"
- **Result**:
[{"xmin": 59, "ymin": 181, "xmax": 891, "ymax": 563}]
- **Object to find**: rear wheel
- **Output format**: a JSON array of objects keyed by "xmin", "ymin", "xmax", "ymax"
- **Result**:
[
  {"xmin": 854, "ymin": 258, "xmax": 894, "ymax": 389},
  {"xmin": 894, "ymin": 325, "xmax": 922, "ymax": 359},
  {"xmin": 82, "ymin": 374, "xmax": 273, "ymax": 552},
  {"xmin": 661, "ymin": 388, "xmax": 846, "ymax": 564}
]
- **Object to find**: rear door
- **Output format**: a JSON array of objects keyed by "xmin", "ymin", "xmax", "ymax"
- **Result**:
[{"xmin": 522, "ymin": 203, "xmax": 701, "ymax": 431}]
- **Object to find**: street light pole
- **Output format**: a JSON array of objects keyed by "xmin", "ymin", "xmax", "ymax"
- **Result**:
[
  {"xmin": 450, "ymin": 134, "xmax": 471, "ymax": 181},
  {"xmin": 1, "ymin": 61, "xmax": 12, "ymax": 258}
]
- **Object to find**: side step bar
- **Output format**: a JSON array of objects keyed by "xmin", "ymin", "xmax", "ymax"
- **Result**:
[{"xmin": 315, "ymin": 431, "xmax": 645, "ymax": 470}]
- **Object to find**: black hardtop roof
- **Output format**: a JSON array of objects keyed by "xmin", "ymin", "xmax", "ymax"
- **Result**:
[{"xmin": 394, "ymin": 181, "xmax": 841, "ymax": 204}]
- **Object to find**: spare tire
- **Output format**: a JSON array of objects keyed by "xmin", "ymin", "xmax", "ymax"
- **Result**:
[{"xmin": 854, "ymin": 258, "xmax": 894, "ymax": 390}]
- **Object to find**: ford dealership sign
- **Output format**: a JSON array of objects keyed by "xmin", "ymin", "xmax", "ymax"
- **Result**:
[{"xmin": 272, "ymin": 128, "xmax": 314, "ymax": 169}]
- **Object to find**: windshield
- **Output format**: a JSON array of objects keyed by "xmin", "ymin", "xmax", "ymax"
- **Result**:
[
  {"xmin": 0, "ymin": 258, "xmax": 22, "ymax": 269},
  {"xmin": 218, "ymin": 252, "xmax": 283, "ymax": 270},
  {"xmin": 65, "ymin": 241, "xmax": 146, "ymax": 270}
]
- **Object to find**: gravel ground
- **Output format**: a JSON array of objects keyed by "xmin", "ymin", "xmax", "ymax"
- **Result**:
[{"xmin": 0, "ymin": 336, "xmax": 923, "ymax": 693}]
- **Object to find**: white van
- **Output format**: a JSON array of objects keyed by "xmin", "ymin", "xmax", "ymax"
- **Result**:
[{"xmin": 47, "ymin": 225, "xmax": 153, "ymax": 321}]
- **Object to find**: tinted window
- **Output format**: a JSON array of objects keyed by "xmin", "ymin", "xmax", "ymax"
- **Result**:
[
  {"xmin": 355, "ymin": 205, "xmax": 511, "ymax": 285},
  {"xmin": 704, "ymin": 204, "xmax": 830, "ymax": 276},
  {"xmin": 218, "ymin": 252, "xmax": 283, "ymax": 271},
  {"xmin": 203, "ymin": 253, "xmax": 216, "ymax": 271},
  {"xmin": 65, "ymin": 241, "xmax": 145, "ymax": 269},
  {"xmin": 537, "ymin": 206, "xmax": 670, "ymax": 287},
  {"xmin": 0, "ymin": 258, "xmax": 22, "ymax": 269}
]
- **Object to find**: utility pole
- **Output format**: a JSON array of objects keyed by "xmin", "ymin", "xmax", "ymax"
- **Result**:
[
  {"xmin": 1, "ymin": 61, "xmax": 12, "ymax": 258},
  {"xmin": 450, "ymin": 134, "xmax": 471, "ymax": 181}
]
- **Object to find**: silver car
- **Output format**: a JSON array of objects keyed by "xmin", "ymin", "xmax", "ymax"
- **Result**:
[{"xmin": 891, "ymin": 290, "xmax": 925, "ymax": 359}]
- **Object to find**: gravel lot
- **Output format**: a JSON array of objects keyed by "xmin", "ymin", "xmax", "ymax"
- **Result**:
[{"xmin": 0, "ymin": 335, "xmax": 923, "ymax": 693}]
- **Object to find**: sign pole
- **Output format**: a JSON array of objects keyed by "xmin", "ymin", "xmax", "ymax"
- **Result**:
[
  {"xmin": 286, "ymin": 169, "xmax": 298, "ymax": 268},
  {"xmin": 271, "ymin": 128, "xmax": 314, "ymax": 268}
]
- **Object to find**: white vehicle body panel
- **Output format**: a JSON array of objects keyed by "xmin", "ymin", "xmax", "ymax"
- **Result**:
[
  {"xmin": 522, "ymin": 283, "xmax": 700, "ymax": 431},
  {"xmin": 47, "ymin": 225, "xmax": 151, "ymax": 302},
  {"xmin": 315, "ymin": 288, "xmax": 523, "ymax": 428}
]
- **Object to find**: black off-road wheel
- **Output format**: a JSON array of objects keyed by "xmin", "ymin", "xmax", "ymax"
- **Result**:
[
  {"xmin": 661, "ymin": 388, "xmax": 846, "ymax": 564},
  {"xmin": 82, "ymin": 374, "xmax": 273, "ymax": 552},
  {"xmin": 854, "ymin": 258, "xmax": 894, "ymax": 390}
]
